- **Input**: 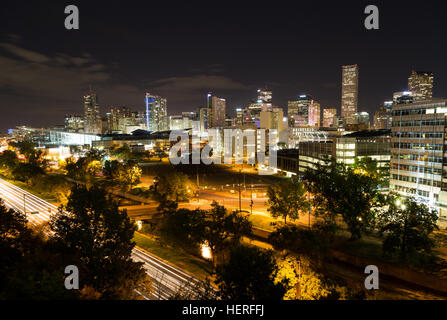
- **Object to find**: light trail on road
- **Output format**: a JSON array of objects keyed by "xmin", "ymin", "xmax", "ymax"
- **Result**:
[{"xmin": 0, "ymin": 178, "xmax": 211, "ymax": 300}]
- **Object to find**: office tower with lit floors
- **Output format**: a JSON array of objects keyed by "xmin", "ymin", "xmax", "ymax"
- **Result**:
[
  {"xmin": 323, "ymin": 108, "xmax": 337, "ymax": 127},
  {"xmin": 408, "ymin": 70, "xmax": 434, "ymax": 101},
  {"xmin": 288, "ymin": 94, "xmax": 315, "ymax": 127},
  {"xmin": 145, "ymin": 93, "xmax": 168, "ymax": 132},
  {"xmin": 207, "ymin": 92, "xmax": 226, "ymax": 128},
  {"xmin": 83, "ymin": 92, "xmax": 102, "ymax": 134},
  {"xmin": 390, "ymin": 98, "xmax": 447, "ymax": 223},
  {"xmin": 341, "ymin": 64, "xmax": 359, "ymax": 125}
]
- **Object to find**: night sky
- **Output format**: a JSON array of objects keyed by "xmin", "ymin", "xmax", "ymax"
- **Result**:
[{"xmin": 1, "ymin": 0, "xmax": 447, "ymax": 133}]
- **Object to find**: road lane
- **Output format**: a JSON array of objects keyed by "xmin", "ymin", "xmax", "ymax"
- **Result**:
[{"xmin": 0, "ymin": 178, "xmax": 211, "ymax": 300}]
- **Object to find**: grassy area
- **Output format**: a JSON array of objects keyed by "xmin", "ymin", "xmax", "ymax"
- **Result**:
[
  {"xmin": 133, "ymin": 232, "xmax": 213, "ymax": 281},
  {"xmin": 249, "ymin": 214, "xmax": 277, "ymax": 232},
  {"xmin": 139, "ymin": 162, "xmax": 287, "ymax": 188}
]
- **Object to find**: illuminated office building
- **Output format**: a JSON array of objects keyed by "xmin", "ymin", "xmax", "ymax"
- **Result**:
[
  {"xmin": 260, "ymin": 107, "xmax": 284, "ymax": 132},
  {"xmin": 354, "ymin": 112, "xmax": 370, "ymax": 127},
  {"xmin": 299, "ymin": 129, "xmax": 390, "ymax": 178},
  {"xmin": 64, "ymin": 114, "xmax": 84, "ymax": 133},
  {"xmin": 341, "ymin": 64, "xmax": 359, "ymax": 125},
  {"xmin": 323, "ymin": 108, "xmax": 337, "ymax": 127},
  {"xmin": 374, "ymin": 101, "xmax": 393, "ymax": 130},
  {"xmin": 257, "ymin": 87, "xmax": 272, "ymax": 104},
  {"xmin": 169, "ymin": 115, "xmax": 183, "ymax": 130},
  {"xmin": 390, "ymin": 98, "xmax": 447, "ymax": 221},
  {"xmin": 83, "ymin": 92, "xmax": 101, "ymax": 134},
  {"xmin": 308, "ymin": 101, "xmax": 321, "ymax": 127},
  {"xmin": 199, "ymin": 107, "xmax": 209, "ymax": 132},
  {"xmin": 106, "ymin": 106, "xmax": 131, "ymax": 132},
  {"xmin": 207, "ymin": 92, "xmax": 226, "ymax": 128},
  {"xmin": 145, "ymin": 93, "xmax": 168, "ymax": 132},
  {"xmin": 408, "ymin": 70, "xmax": 434, "ymax": 101},
  {"xmin": 182, "ymin": 111, "xmax": 198, "ymax": 129},
  {"xmin": 288, "ymin": 95, "xmax": 311, "ymax": 127}
]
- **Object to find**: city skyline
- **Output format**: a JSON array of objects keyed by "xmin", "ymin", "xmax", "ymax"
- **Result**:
[
  {"xmin": 2, "ymin": 1, "xmax": 447, "ymax": 303},
  {"xmin": 2, "ymin": 2, "xmax": 447, "ymax": 132}
]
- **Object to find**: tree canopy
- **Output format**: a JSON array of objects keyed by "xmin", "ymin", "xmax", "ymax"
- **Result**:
[
  {"xmin": 303, "ymin": 159, "xmax": 384, "ymax": 240},
  {"xmin": 214, "ymin": 245, "xmax": 287, "ymax": 300},
  {"xmin": 377, "ymin": 195, "xmax": 439, "ymax": 259},
  {"xmin": 266, "ymin": 177, "xmax": 309, "ymax": 224},
  {"xmin": 49, "ymin": 185, "xmax": 151, "ymax": 299}
]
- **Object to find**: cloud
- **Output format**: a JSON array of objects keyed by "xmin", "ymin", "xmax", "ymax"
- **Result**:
[
  {"xmin": 0, "ymin": 42, "xmax": 145, "ymax": 131},
  {"xmin": 0, "ymin": 43, "xmax": 50, "ymax": 63},
  {"xmin": 151, "ymin": 74, "xmax": 249, "ymax": 92},
  {"xmin": 0, "ymin": 43, "xmax": 115, "ymax": 101}
]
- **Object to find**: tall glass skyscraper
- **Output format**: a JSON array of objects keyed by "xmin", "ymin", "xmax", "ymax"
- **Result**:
[
  {"xmin": 145, "ymin": 93, "xmax": 168, "ymax": 132},
  {"xmin": 341, "ymin": 64, "xmax": 359, "ymax": 125},
  {"xmin": 83, "ymin": 92, "xmax": 101, "ymax": 134},
  {"xmin": 207, "ymin": 92, "xmax": 226, "ymax": 128}
]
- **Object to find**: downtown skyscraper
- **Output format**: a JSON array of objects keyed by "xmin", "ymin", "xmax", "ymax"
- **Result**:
[
  {"xmin": 207, "ymin": 92, "xmax": 226, "ymax": 128},
  {"xmin": 145, "ymin": 93, "xmax": 168, "ymax": 132},
  {"xmin": 408, "ymin": 70, "xmax": 434, "ymax": 101},
  {"xmin": 83, "ymin": 92, "xmax": 101, "ymax": 134},
  {"xmin": 341, "ymin": 64, "xmax": 359, "ymax": 125},
  {"xmin": 288, "ymin": 94, "xmax": 319, "ymax": 127},
  {"xmin": 323, "ymin": 108, "xmax": 337, "ymax": 127}
]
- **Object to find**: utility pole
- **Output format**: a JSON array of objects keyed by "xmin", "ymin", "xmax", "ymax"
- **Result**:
[
  {"xmin": 308, "ymin": 191, "xmax": 311, "ymax": 228},
  {"xmin": 238, "ymin": 168, "xmax": 242, "ymax": 212},
  {"xmin": 196, "ymin": 166, "xmax": 199, "ymax": 189},
  {"xmin": 243, "ymin": 165, "xmax": 246, "ymax": 191},
  {"xmin": 298, "ymin": 260, "xmax": 301, "ymax": 299},
  {"xmin": 250, "ymin": 184, "xmax": 253, "ymax": 215}
]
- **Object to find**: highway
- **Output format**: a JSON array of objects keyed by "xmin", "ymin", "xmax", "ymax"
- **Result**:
[{"xmin": 0, "ymin": 178, "xmax": 209, "ymax": 300}]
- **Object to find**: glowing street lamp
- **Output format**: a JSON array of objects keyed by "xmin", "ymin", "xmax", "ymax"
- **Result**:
[{"xmin": 201, "ymin": 241, "xmax": 212, "ymax": 260}]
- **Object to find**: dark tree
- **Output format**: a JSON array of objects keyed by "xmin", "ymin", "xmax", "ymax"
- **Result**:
[
  {"xmin": 202, "ymin": 201, "xmax": 252, "ymax": 266},
  {"xmin": 0, "ymin": 150, "xmax": 19, "ymax": 176},
  {"xmin": 12, "ymin": 162, "xmax": 45, "ymax": 184},
  {"xmin": 303, "ymin": 159, "xmax": 383, "ymax": 240},
  {"xmin": 150, "ymin": 172, "xmax": 193, "ymax": 202},
  {"xmin": 378, "ymin": 195, "xmax": 439, "ymax": 259},
  {"xmin": 49, "ymin": 185, "xmax": 151, "ymax": 299},
  {"xmin": 0, "ymin": 199, "xmax": 77, "ymax": 299},
  {"xmin": 268, "ymin": 224, "xmax": 330, "ymax": 260},
  {"xmin": 157, "ymin": 208, "xmax": 206, "ymax": 253},
  {"xmin": 214, "ymin": 245, "xmax": 287, "ymax": 300},
  {"xmin": 266, "ymin": 177, "xmax": 309, "ymax": 224}
]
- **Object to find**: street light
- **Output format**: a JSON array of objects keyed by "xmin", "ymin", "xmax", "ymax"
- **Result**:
[{"xmin": 250, "ymin": 184, "xmax": 254, "ymax": 215}]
